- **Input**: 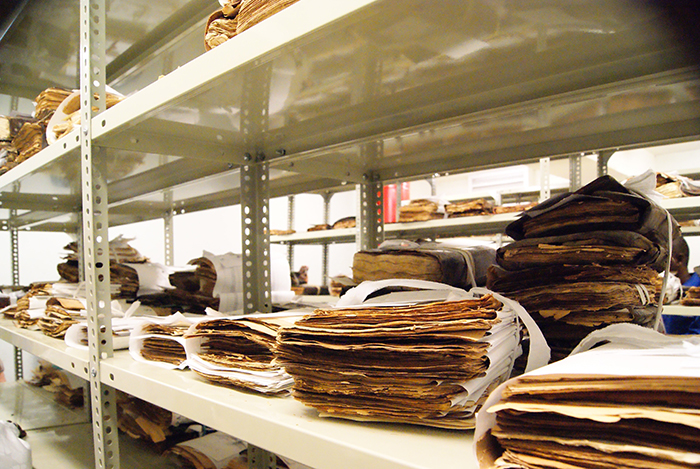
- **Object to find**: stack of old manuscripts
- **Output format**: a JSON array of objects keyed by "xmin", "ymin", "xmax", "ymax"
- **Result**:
[
  {"xmin": 476, "ymin": 325, "xmax": 700, "ymax": 469},
  {"xmin": 399, "ymin": 199, "xmax": 445, "ymax": 222},
  {"xmin": 445, "ymin": 198, "xmax": 494, "ymax": 218},
  {"xmin": 275, "ymin": 287, "xmax": 540, "ymax": 429},
  {"xmin": 352, "ymin": 241, "xmax": 496, "ymax": 289},
  {"xmin": 205, "ymin": 0, "xmax": 299, "ymax": 50},
  {"xmin": 37, "ymin": 297, "xmax": 86, "ymax": 338},
  {"xmin": 681, "ymin": 286, "xmax": 700, "ymax": 306},
  {"xmin": 5, "ymin": 282, "xmax": 54, "ymax": 328},
  {"xmin": 10, "ymin": 88, "xmax": 71, "ymax": 165},
  {"xmin": 57, "ymin": 235, "xmax": 149, "ymax": 299},
  {"xmin": 129, "ymin": 313, "xmax": 200, "ymax": 369},
  {"xmin": 487, "ymin": 175, "xmax": 676, "ymax": 362},
  {"xmin": 184, "ymin": 312, "xmax": 305, "ymax": 394},
  {"xmin": 0, "ymin": 113, "xmax": 35, "ymax": 173}
]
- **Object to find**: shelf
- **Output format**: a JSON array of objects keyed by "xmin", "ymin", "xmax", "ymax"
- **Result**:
[
  {"xmin": 271, "ymin": 227, "xmax": 358, "ymax": 245},
  {"xmin": 385, "ymin": 213, "xmax": 518, "ymax": 240},
  {"xmin": 2, "ymin": 0, "xmax": 700, "ymax": 232},
  {"xmin": 662, "ymin": 305, "xmax": 700, "ymax": 316},
  {"xmin": 101, "ymin": 351, "xmax": 476, "ymax": 469},
  {"xmin": 660, "ymin": 196, "xmax": 700, "ymax": 222},
  {"xmin": 0, "ymin": 319, "xmax": 89, "ymax": 380},
  {"xmin": 0, "ymin": 318, "xmax": 476, "ymax": 469}
]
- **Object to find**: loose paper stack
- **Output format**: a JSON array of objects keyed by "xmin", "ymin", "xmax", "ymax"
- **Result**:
[
  {"xmin": 129, "ymin": 313, "xmax": 202, "ymax": 369},
  {"xmin": 487, "ymin": 175, "xmax": 675, "ymax": 362},
  {"xmin": 276, "ymin": 283, "xmax": 543, "ymax": 429},
  {"xmin": 37, "ymin": 297, "xmax": 86, "ymax": 338},
  {"xmin": 476, "ymin": 324, "xmax": 700, "ymax": 469},
  {"xmin": 184, "ymin": 312, "xmax": 305, "ymax": 394}
]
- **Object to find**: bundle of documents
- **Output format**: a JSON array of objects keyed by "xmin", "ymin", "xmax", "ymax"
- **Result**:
[
  {"xmin": 276, "ymin": 281, "xmax": 548, "ymax": 429},
  {"xmin": 398, "ymin": 198, "xmax": 445, "ymax": 222},
  {"xmin": 476, "ymin": 324, "xmax": 700, "ymax": 469},
  {"xmin": 57, "ymin": 235, "xmax": 150, "ymax": 299},
  {"xmin": 0, "ymin": 114, "xmax": 35, "ymax": 142},
  {"xmin": 46, "ymin": 90, "xmax": 124, "ymax": 142},
  {"xmin": 4, "ymin": 282, "xmax": 54, "ymax": 327},
  {"xmin": 117, "ymin": 390, "xmax": 174, "ymax": 444},
  {"xmin": 168, "ymin": 432, "xmax": 248, "ymax": 469},
  {"xmin": 33, "ymin": 87, "xmax": 72, "ymax": 121},
  {"xmin": 445, "ymin": 198, "xmax": 494, "ymax": 217},
  {"xmin": 681, "ymin": 286, "xmax": 700, "ymax": 306},
  {"xmin": 129, "ymin": 313, "xmax": 201, "ymax": 369},
  {"xmin": 205, "ymin": 1, "xmax": 242, "ymax": 50},
  {"xmin": 184, "ymin": 312, "xmax": 305, "ymax": 394},
  {"xmin": 37, "ymin": 297, "xmax": 86, "ymax": 338},
  {"xmin": 352, "ymin": 241, "xmax": 496, "ymax": 289},
  {"xmin": 204, "ymin": 0, "xmax": 299, "ymax": 50},
  {"xmin": 488, "ymin": 176, "xmax": 676, "ymax": 361},
  {"xmin": 12, "ymin": 121, "xmax": 45, "ymax": 163},
  {"xmin": 236, "ymin": 0, "xmax": 300, "ymax": 34},
  {"xmin": 656, "ymin": 171, "xmax": 700, "ymax": 198},
  {"xmin": 28, "ymin": 360, "xmax": 85, "ymax": 408}
]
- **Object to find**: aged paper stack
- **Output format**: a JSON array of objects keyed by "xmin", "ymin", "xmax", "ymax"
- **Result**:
[
  {"xmin": 129, "ymin": 313, "xmax": 201, "ymax": 369},
  {"xmin": 477, "ymin": 325, "xmax": 700, "ymax": 469},
  {"xmin": 184, "ymin": 312, "xmax": 304, "ymax": 394},
  {"xmin": 487, "ymin": 176, "xmax": 675, "ymax": 361},
  {"xmin": 205, "ymin": 0, "xmax": 300, "ymax": 50},
  {"xmin": 352, "ymin": 241, "xmax": 496, "ymax": 289},
  {"xmin": 276, "ymin": 286, "xmax": 538, "ymax": 429}
]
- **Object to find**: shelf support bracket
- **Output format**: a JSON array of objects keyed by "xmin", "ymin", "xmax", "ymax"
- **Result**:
[{"xmin": 80, "ymin": 0, "xmax": 120, "ymax": 467}]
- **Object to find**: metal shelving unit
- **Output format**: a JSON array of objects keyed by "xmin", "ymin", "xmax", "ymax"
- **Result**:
[{"xmin": 1, "ymin": 1, "xmax": 700, "ymax": 468}]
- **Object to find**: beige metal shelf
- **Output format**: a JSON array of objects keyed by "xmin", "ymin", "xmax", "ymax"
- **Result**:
[
  {"xmin": 101, "ymin": 350, "xmax": 477, "ymax": 469},
  {"xmin": 0, "ymin": 319, "xmax": 89, "ymax": 380}
]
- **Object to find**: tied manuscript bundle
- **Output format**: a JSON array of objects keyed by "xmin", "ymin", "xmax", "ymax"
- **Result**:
[
  {"xmin": 476, "ymin": 326, "xmax": 700, "ymax": 469},
  {"xmin": 352, "ymin": 241, "xmax": 496, "ymax": 289},
  {"xmin": 487, "ymin": 175, "xmax": 678, "ymax": 362},
  {"xmin": 276, "ymin": 293, "xmax": 524, "ymax": 429}
]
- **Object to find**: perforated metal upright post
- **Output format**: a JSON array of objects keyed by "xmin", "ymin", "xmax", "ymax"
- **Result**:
[
  {"xmin": 9, "ymin": 208, "xmax": 22, "ymax": 379},
  {"xmin": 240, "ymin": 61, "xmax": 277, "ymax": 466},
  {"xmin": 286, "ymin": 195, "xmax": 294, "ymax": 268},
  {"xmin": 80, "ymin": 0, "xmax": 120, "ymax": 467},
  {"xmin": 240, "ymin": 61, "xmax": 272, "ymax": 317},
  {"xmin": 321, "ymin": 192, "xmax": 331, "ymax": 285},
  {"xmin": 164, "ymin": 191, "xmax": 174, "ymax": 266},
  {"xmin": 539, "ymin": 157, "xmax": 551, "ymax": 202},
  {"xmin": 569, "ymin": 154, "xmax": 582, "ymax": 191},
  {"xmin": 8, "ymin": 98, "xmax": 22, "ymax": 379},
  {"xmin": 357, "ymin": 171, "xmax": 384, "ymax": 251},
  {"xmin": 241, "ymin": 156, "xmax": 272, "ymax": 315},
  {"xmin": 597, "ymin": 150, "xmax": 614, "ymax": 177}
]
